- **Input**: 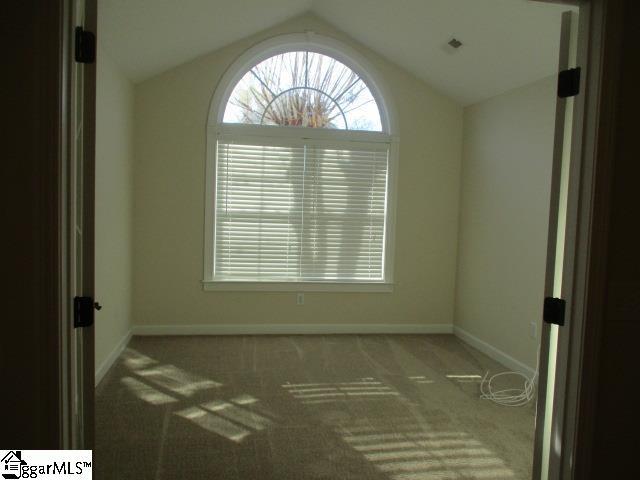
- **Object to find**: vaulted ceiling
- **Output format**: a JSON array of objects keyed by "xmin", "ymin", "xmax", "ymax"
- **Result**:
[{"xmin": 98, "ymin": 0, "xmax": 572, "ymax": 105}]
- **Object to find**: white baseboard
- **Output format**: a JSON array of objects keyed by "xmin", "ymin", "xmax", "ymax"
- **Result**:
[
  {"xmin": 104, "ymin": 324, "xmax": 534, "ymax": 379},
  {"xmin": 95, "ymin": 330, "xmax": 132, "ymax": 386},
  {"xmin": 453, "ymin": 326, "xmax": 536, "ymax": 377},
  {"xmin": 104, "ymin": 325, "xmax": 533, "ymax": 378},
  {"xmin": 132, "ymin": 323, "xmax": 454, "ymax": 336}
]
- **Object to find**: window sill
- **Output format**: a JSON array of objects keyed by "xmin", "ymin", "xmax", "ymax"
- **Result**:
[{"xmin": 202, "ymin": 281, "xmax": 394, "ymax": 293}]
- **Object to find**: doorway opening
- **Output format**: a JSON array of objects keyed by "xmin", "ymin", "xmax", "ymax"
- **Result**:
[{"xmin": 70, "ymin": 1, "xmax": 593, "ymax": 479}]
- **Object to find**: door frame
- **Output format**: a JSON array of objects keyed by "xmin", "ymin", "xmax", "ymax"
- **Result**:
[
  {"xmin": 531, "ymin": 0, "xmax": 613, "ymax": 478},
  {"xmin": 532, "ymin": 9, "xmax": 581, "ymax": 480},
  {"xmin": 562, "ymin": 0, "xmax": 626, "ymax": 477},
  {"xmin": 541, "ymin": 1, "xmax": 611, "ymax": 478},
  {"xmin": 48, "ymin": 0, "xmax": 610, "ymax": 473},
  {"xmin": 59, "ymin": 0, "xmax": 97, "ymax": 449}
]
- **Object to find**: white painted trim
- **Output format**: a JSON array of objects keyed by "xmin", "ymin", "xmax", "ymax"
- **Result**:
[
  {"xmin": 207, "ymin": 32, "xmax": 398, "ymax": 135},
  {"xmin": 203, "ymin": 129, "xmax": 400, "ymax": 287},
  {"xmin": 213, "ymin": 123, "xmax": 396, "ymax": 143},
  {"xmin": 383, "ymin": 139, "xmax": 400, "ymax": 284},
  {"xmin": 132, "ymin": 323, "xmax": 453, "ymax": 336},
  {"xmin": 203, "ymin": 281, "xmax": 393, "ymax": 292},
  {"xmin": 453, "ymin": 326, "xmax": 536, "ymax": 378},
  {"xmin": 95, "ymin": 330, "xmax": 132, "ymax": 387},
  {"xmin": 203, "ymin": 33, "xmax": 401, "ymax": 287},
  {"xmin": 202, "ymin": 129, "xmax": 216, "ymax": 283}
]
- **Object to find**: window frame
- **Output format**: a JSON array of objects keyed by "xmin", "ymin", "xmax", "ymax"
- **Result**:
[{"xmin": 203, "ymin": 33, "xmax": 399, "ymax": 292}]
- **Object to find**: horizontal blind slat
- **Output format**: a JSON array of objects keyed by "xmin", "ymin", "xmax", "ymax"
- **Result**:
[{"xmin": 214, "ymin": 140, "xmax": 388, "ymax": 281}]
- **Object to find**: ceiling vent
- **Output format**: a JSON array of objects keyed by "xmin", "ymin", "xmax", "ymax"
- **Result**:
[{"xmin": 448, "ymin": 38, "xmax": 463, "ymax": 49}]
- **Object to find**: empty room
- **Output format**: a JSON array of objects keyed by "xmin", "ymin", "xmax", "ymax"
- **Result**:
[{"xmin": 92, "ymin": 0, "xmax": 581, "ymax": 479}]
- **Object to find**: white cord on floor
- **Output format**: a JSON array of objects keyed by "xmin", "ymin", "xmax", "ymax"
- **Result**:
[{"xmin": 479, "ymin": 352, "xmax": 539, "ymax": 407}]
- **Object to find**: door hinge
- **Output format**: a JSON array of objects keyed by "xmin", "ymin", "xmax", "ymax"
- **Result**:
[
  {"xmin": 75, "ymin": 26, "xmax": 96, "ymax": 64},
  {"xmin": 543, "ymin": 297, "xmax": 566, "ymax": 326},
  {"xmin": 74, "ymin": 296, "xmax": 95, "ymax": 328},
  {"xmin": 558, "ymin": 67, "xmax": 581, "ymax": 98}
]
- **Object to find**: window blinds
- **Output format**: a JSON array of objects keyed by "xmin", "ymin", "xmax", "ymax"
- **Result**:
[{"xmin": 214, "ymin": 139, "xmax": 389, "ymax": 282}]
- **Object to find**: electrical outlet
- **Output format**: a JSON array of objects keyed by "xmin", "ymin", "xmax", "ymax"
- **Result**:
[
  {"xmin": 296, "ymin": 293, "xmax": 304, "ymax": 305},
  {"xmin": 530, "ymin": 322, "xmax": 537, "ymax": 339}
]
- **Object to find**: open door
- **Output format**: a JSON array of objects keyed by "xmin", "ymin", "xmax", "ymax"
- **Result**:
[
  {"xmin": 532, "ymin": 9, "xmax": 583, "ymax": 480},
  {"xmin": 63, "ymin": 0, "xmax": 97, "ymax": 449}
]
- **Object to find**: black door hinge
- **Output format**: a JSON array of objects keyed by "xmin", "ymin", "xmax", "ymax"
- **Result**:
[
  {"xmin": 558, "ymin": 67, "xmax": 581, "ymax": 98},
  {"xmin": 75, "ymin": 26, "xmax": 96, "ymax": 64},
  {"xmin": 543, "ymin": 297, "xmax": 566, "ymax": 326},
  {"xmin": 74, "ymin": 296, "xmax": 95, "ymax": 328}
]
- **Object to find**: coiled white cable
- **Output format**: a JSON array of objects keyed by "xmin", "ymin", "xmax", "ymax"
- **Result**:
[{"xmin": 479, "ymin": 352, "xmax": 539, "ymax": 407}]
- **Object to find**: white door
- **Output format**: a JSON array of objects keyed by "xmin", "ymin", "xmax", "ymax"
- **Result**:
[
  {"xmin": 532, "ymin": 9, "xmax": 582, "ymax": 480},
  {"xmin": 64, "ymin": 0, "xmax": 96, "ymax": 449}
]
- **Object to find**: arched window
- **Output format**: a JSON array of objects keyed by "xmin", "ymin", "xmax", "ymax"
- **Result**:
[
  {"xmin": 223, "ymin": 51, "xmax": 382, "ymax": 131},
  {"xmin": 204, "ymin": 34, "xmax": 398, "ymax": 291}
]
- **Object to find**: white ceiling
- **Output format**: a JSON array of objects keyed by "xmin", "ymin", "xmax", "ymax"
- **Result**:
[
  {"xmin": 97, "ymin": 0, "xmax": 313, "ymax": 82},
  {"xmin": 98, "ymin": 0, "xmax": 572, "ymax": 105}
]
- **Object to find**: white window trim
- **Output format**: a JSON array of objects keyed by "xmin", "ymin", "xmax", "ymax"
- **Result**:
[
  {"xmin": 203, "ymin": 282, "xmax": 394, "ymax": 293},
  {"xmin": 203, "ymin": 33, "xmax": 399, "ymax": 292},
  {"xmin": 207, "ymin": 32, "xmax": 398, "ymax": 135}
]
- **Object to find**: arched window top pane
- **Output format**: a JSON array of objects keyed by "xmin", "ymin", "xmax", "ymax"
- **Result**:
[{"xmin": 223, "ymin": 51, "xmax": 383, "ymax": 131}]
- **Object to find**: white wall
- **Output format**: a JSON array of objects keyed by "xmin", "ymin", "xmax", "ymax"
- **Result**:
[
  {"xmin": 94, "ymin": 42, "xmax": 134, "ymax": 381},
  {"xmin": 132, "ymin": 13, "xmax": 463, "ymax": 331},
  {"xmin": 455, "ymin": 76, "xmax": 557, "ymax": 371}
]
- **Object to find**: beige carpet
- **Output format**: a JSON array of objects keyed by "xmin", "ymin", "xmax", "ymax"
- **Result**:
[{"xmin": 95, "ymin": 334, "xmax": 536, "ymax": 479}]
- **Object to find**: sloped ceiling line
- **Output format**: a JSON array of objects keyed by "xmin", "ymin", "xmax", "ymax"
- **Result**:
[{"xmin": 98, "ymin": 0, "xmax": 570, "ymax": 105}]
